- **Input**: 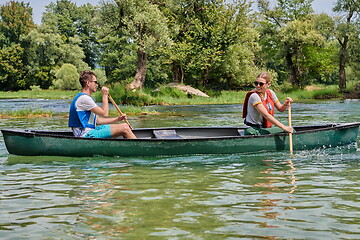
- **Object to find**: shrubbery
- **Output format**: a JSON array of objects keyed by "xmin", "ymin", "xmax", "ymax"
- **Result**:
[
  {"xmin": 94, "ymin": 83, "xmax": 164, "ymax": 106},
  {"xmin": 53, "ymin": 64, "xmax": 80, "ymax": 90}
]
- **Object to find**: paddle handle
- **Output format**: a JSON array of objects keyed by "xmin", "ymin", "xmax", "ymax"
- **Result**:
[
  {"xmin": 288, "ymin": 103, "xmax": 293, "ymax": 155},
  {"xmin": 108, "ymin": 94, "xmax": 133, "ymax": 129}
]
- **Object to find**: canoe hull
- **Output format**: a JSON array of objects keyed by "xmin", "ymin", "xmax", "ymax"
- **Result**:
[{"xmin": 2, "ymin": 123, "xmax": 359, "ymax": 157}]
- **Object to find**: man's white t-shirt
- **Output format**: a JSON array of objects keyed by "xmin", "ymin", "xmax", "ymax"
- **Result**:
[{"xmin": 72, "ymin": 94, "xmax": 97, "ymax": 137}]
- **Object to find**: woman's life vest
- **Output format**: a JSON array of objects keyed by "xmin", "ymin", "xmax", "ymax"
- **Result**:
[{"xmin": 242, "ymin": 89, "xmax": 275, "ymax": 128}]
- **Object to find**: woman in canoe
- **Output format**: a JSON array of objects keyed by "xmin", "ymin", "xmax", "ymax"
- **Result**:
[
  {"xmin": 242, "ymin": 72, "xmax": 293, "ymax": 135},
  {"xmin": 68, "ymin": 70, "xmax": 137, "ymax": 139}
]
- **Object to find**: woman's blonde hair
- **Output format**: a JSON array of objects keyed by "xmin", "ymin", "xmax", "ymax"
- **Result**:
[{"xmin": 256, "ymin": 72, "xmax": 271, "ymax": 83}]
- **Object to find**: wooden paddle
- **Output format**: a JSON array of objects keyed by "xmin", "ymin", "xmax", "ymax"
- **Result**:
[
  {"xmin": 288, "ymin": 102, "xmax": 293, "ymax": 155},
  {"xmin": 108, "ymin": 94, "xmax": 133, "ymax": 129}
]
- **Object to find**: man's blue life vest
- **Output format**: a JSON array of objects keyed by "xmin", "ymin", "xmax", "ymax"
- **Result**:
[{"xmin": 68, "ymin": 92, "xmax": 96, "ymax": 129}]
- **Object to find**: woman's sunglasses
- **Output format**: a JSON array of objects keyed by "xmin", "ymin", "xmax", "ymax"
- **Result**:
[{"xmin": 254, "ymin": 81, "xmax": 266, "ymax": 86}]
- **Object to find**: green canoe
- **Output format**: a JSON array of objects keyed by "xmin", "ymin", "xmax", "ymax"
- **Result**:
[{"xmin": 1, "ymin": 123, "xmax": 359, "ymax": 157}]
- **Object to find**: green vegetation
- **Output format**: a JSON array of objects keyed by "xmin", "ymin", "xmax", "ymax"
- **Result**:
[
  {"xmin": 0, "ymin": 109, "xmax": 53, "ymax": 118},
  {"xmin": 0, "ymin": 84, "xmax": 351, "ymax": 119},
  {"xmin": 0, "ymin": 90, "xmax": 77, "ymax": 99},
  {"xmin": 109, "ymin": 106, "xmax": 159, "ymax": 116},
  {"xmin": 0, "ymin": 0, "xmax": 359, "ymax": 96},
  {"xmin": 0, "ymin": 106, "xmax": 160, "ymax": 119},
  {"xmin": 0, "ymin": 84, "xmax": 348, "ymax": 106}
]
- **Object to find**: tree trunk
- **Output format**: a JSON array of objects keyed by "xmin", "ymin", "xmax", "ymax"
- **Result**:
[
  {"xmin": 338, "ymin": 9, "xmax": 354, "ymax": 92},
  {"xmin": 338, "ymin": 9, "xmax": 353, "ymax": 92},
  {"xmin": 172, "ymin": 63, "xmax": 184, "ymax": 83},
  {"xmin": 128, "ymin": 49, "xmax": 147, "ymax": 90},
  {"xmin": 203, "ymin": 67, "xmax": 209, "ymax": 88},
  {"xmin": 339, "ymin": 39, "xmax": 347, "ymax": 91},
  {"xmin": 285, "ymin": 50, "xmax": 299, "ymax": 88}
]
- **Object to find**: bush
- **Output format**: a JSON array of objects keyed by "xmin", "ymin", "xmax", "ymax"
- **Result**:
[
  {"xmin": 313, "ymin": 88, "xmax": 341, "ymax": 99},
  {"xmin": 94, "ymin": 83, "xmax": 164, "ymax": 106},
  {"xmin": 92, "ymin": 69, "xmax": 107, "ymax": 87},
  {"xmin": 30, "ymin": 85, "xmax": 42, "ymax": 91},
  {"xmin": 150, "ymin": 86, "xmax": 187, "ymax": 98},
  {"xmin": 53, "ymin": 64, "xmax": 80, "ymax": 90}
]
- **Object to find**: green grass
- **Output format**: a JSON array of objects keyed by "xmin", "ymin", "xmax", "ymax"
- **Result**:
[
  {"xmin": 109, "ymin": 105, "xmax": 159, "ymax": 116},
  {"xmin": 0, "ymin": 109, "xmax": 53, "ymax": 118},
  {"xmin": 0, "ymin": 84, "xmax": 349, "ymax": 106},
  {"xmin": 0, "ymin": 85, "xmax": 352, "ymax": 119},
  {"xmin": 156, "ymin": 91, "xmax": 247, "ymax": 105},
  {"xmin": 276, "ymin": 85, "xmax": 342, "ymax": 100},
  {"xmin": 0, "ymin": 107, "xmax": 158, "ymax": 119},
  {"xmin": 0, "ymin": 89, "xmax": 77, "ymax": 99}
]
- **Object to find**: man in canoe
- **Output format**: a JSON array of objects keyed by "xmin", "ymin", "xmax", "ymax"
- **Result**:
[
  {"xmin": 68, "ymin": 70, "xmax": 137, "ymax": 139},
  {"xmin": 242, "ymin": 72, "xmax": 294, "ymax": 135}
]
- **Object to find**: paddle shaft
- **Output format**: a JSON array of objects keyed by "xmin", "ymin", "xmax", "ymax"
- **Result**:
[
  {"xmin": 288, "ymin": 103, "xmax": 293, "ymax": 155},
  {"xmin": 108, "ymin": 94, "xmax": 133, "ymax": 129}
]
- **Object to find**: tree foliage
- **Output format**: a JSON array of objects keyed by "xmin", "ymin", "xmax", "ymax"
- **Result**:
[
  {"xmin": 53, "ymin": 63, "xmax": 80, "ymax": 90},
  {"xmin": 0, "ymin": 0, "xmax": 359, "ymax": 93},
  {"xmin": 0, "ymin": 1, "xmax": 35, "ymax": 46},
  {"xmin": 21, "ymin": 29, "xmax": 88, "ymax": 89},
  {"xmin": 98, "ymin": 0, "xmax": 172, "ymax": 89},
  {"xmin": 256, "ymin": 0, "xmax": 335, "ymax": 88},
  {"xmin": 42, "ymin": 0, "xmax": 100, "ymax": 68},
  {"xmin": 163, "ymin": 0, "xmax": 259, "ymax": 90},
  {"xmin": 333, "ymin": 0, "xmax": 360, "ymax": 91},
  {"xmin": 0, "ymin": 1, "xmax": 35, "ymax": 90}
]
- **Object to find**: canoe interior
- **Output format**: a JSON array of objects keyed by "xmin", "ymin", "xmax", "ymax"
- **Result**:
[
  {"xmin": 2, "ymin": 123, "xmax": 354, "ymax": 140},
  {"xmin": 1, "ymin": 123, "xmax": 359, "ymax": 157}
]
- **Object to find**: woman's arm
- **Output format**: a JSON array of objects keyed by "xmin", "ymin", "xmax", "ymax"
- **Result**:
[
  {"xmin": 255, "ymin": 103, "xmax": 293, "ymax": 133},
  {"xmin": 275, "ymin": 97, "xmax": 293, "ymax": 112}
]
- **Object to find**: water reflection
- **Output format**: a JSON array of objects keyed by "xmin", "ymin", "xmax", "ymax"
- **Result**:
[
  {"xmin": 1, "ymin": 99, "xmax": 360, "ymax": 239},
  {"xmin": 1, "ymin": 149, "xmax": 360, "ymax": 239},
  {"xmin": 254, "ymin": 159, "xmax": 297, "ymax": 228}
]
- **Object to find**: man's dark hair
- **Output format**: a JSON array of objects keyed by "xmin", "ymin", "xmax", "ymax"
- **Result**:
[{"xmin": 79, "ymin": 70, "xmax": 96, "ymax": 88}]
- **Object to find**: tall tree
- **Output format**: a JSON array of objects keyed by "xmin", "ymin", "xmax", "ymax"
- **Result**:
[
  {"xmin": 0, "ymin": 1, "xmax": 35, "ymax": 46},
  {"xmin": 42, "ymin": 0, "xmax": 100, "ymax": 68},
  {"xmin": 0, "ymin": 1, "xmax": 35, "ymax": 90},
  {"xmin": 333, "ymin": 0, "xmax": 360, "ymax": 91},
  {"xmin": 0, "ymin": 44, "xmax": 25, "ymax": 90},
  {"xmin": 162, "ymin": 0, "xmax": 258, "ymax": 89},
  {"xmin": 257, "ymin": 0, "xmax": 327, "ymax": 88},
  {"xmin": 312, "ymin": 13, "xmax": 339, "ymax": 84},
  {"xmin": 99, "ymin": 0, "xmax": 172, "ymax": 89},
  {"xmin": 22, "ymin": 29, "xmax": 87, "ymax": 89}
]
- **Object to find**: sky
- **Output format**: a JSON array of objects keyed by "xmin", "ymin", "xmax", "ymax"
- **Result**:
[{"xmin": 0, "ymin": 0, "xmax": 337, "ymax": 25}]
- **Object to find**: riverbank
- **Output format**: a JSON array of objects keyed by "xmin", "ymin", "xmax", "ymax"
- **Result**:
[{"xmin": 1, "ymin": 85, "xmax": 355, "ymax": 103}]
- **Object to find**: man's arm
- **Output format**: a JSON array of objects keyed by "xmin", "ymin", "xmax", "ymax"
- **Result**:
[
  {"xmin": 90, "ymin": 87, "xmax": 110, "ymax": 117},
  {"xmin": 96, "ymin": 114, "xmax": 127, "ymax": 125}
]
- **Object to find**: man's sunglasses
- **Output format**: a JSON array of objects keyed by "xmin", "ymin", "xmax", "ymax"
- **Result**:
[
  {"xmin": 89, "ymin": 80, "xmax": 101, "ymax": 87},
  {"xmin": 254, "ymin": 81, "xmax": 266, "ymax": 86}
]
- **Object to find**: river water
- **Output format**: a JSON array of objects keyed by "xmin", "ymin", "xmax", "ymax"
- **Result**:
[{"xmin": 0, "ymin": 99, "xmax": 359, "ymax": 239}]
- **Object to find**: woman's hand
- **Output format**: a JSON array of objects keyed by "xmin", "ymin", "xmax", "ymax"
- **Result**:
[
  {"xmin": 284, "ymin": 97, "xmax": 293, "ymax": 106},
  {"xmin": 283, "ymin": 126, "xmax": 294, "ymax": 133}
]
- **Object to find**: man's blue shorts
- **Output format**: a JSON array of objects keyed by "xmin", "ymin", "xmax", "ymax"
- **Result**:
[{"xmin": 84, "ymin": 125, "xmax": 112, "ymax": 138}]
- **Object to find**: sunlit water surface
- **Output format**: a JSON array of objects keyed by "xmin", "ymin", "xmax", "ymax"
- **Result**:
[{"xmin": 0, "ymin": 99, "xmax": 359, "ymax": 239}]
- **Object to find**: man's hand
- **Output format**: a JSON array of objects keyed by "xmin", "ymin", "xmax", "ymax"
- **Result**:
[
  {"xmin": 101, "ymin": 86, "xmax": 109, "ymax": 96},
  {"xmin": 117, "ymin": 113, "xmax": 127, "ymax": 122}
]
